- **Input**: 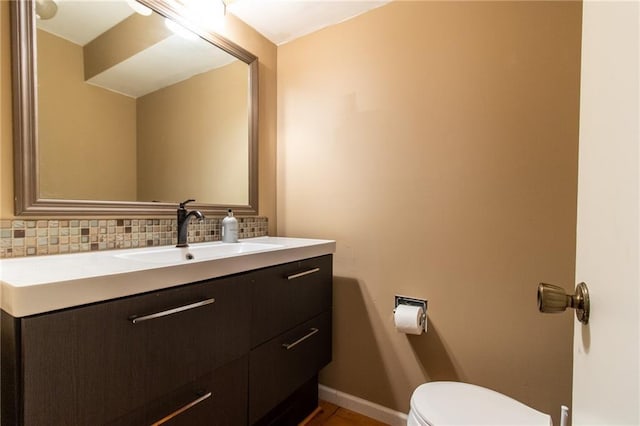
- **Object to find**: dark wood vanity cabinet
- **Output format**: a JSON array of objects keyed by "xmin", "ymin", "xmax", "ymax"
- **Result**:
[
  {"xmin": 247, "ymin": 255, "xmax": 333, "ymax": 424},
  {"xmin": 1, "ymin": 254, "xmax": 333, "ymax": 426}
]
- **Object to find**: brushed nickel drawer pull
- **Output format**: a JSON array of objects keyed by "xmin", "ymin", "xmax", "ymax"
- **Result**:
[
  {"xmin": 130, "ymin": 298, "xmax": 215, "ymax": 324},
  {"xmin": 287, "ymin": 267, "xmax": 320, "ymax": 280},
  {"xmin": 150, "ymin": 391, "xmax": 212, "ymax": 426},
  {"xmin": 282, "ymin": 327, "xmax": 319, "ymax": 350}
]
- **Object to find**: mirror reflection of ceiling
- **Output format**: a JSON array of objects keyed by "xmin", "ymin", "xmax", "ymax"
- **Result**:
[{"xmin": 36, "ymin": 0, "xmax": 237, "ymax": 98}]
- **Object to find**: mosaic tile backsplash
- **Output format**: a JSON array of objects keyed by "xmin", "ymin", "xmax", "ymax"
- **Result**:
[{"xmin": 0, "ymin": 216, "xmax": 268, "ymax": 259}]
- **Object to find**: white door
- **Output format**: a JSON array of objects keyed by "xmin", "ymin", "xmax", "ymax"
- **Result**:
[{"xmin": 572, "ymin": 1, "xmax": 639, "ymax": 424}]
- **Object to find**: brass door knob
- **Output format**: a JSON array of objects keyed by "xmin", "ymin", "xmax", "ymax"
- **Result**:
[{"xmin": 537, "ymin": 282, "xmax": 590, "ymax": 324}]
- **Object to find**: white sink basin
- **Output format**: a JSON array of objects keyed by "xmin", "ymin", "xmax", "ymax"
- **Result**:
[{"xmin": 115, "ymin": 241, "xmax": 284, "ymax": 263}]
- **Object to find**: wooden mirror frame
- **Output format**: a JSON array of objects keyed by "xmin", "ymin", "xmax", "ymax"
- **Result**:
[{"xmin": 11, "ymin": 0, "xmax": 259, "ymax": 216}]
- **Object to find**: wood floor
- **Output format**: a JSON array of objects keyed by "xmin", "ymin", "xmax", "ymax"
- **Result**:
[{"xmin": 303, "ymin": 400, "xmax": 390, "ymax": 426}]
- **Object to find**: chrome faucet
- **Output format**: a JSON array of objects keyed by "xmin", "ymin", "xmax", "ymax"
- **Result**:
[{"xmin": 176, "ymin": 199, "xmax": 204, "ymax": 247}]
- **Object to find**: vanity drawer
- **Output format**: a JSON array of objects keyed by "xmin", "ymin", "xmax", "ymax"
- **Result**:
[
  {"xmin": 249, "ymin": 255, "xmax": 332, "ymax": 347},
  {"xmin": 249, "ymin": 310, "xmax": 332, "ymax": 424},
  {"xmin": 144, "ymin": 356, "xmax": 248, "ymax": 426},
  {"xmin": 18, "ymin": 275, "xmax": 249, "ymax": 425},
  {"xmin": 138, "ymin": 276, "xmax": 250, "ymax": 402}
]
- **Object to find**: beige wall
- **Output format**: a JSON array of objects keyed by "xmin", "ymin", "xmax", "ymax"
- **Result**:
[
  {"xmin": 0, "ymin": 3, "xmax": 277, "ymax": 228},
  {"xmin": 137, "ymin": 60, "xmax": 249, "ymax": 204},
  {"xmin": 277, "ymin": 1, "xmax": 581, "ymax": 423},
  {"xmin": 37, "ymin": 30, "xmax": 137, "ymax": 201}
]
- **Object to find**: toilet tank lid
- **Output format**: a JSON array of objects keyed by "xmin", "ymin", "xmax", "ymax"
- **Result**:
[{"xmin": 410, "ymin": 382, "xmax": 552, "ymax": 426}]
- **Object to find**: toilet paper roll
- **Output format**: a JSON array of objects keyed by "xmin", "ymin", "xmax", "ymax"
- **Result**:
[{"xmin": 394, "ymin": 304, "xmax": 424, "ymax": 335}]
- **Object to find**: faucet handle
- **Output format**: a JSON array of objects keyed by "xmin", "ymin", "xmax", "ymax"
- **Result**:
[{"xmin": 179, "ymin": 199, "xmax": 196, "ymax": 209}]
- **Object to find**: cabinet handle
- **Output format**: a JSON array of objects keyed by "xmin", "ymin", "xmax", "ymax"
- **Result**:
[
  {"xmin": 282, "ymin": 327, "xmax": 319, "ymax": 350},
  {"xmin": 130, "ymin": 298, "xmax": 215, "ymax": 324},
  {"xmin": 150, "ymin": 391, "xmax": 212, "ymax": 426},
  {"xmin": 287, "ymin": 267, "xmax": 320, "ymax": 280}
]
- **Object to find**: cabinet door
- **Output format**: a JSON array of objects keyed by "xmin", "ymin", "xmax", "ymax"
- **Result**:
[
  {"xmin": 249, "ymin": 255, "xmax": 332, "ymax": 347},
  {"xmin": 249, "ymin": 311, "xmax": 332, "ymax": 424},
  {"xmin": 19, "ymin": 276, "xmax": 249, "ymax": 425}
]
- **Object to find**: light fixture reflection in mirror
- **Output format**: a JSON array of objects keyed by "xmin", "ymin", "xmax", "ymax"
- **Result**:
[
  {"xmin": 11, "ymin": 0, "xmax": 259, "ymax": 216},
  {"xmin": 35, "ymin": 0, "xmax": 57, "ymax": 20}
]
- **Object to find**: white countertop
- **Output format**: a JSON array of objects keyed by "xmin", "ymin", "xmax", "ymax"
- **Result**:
[{"xmin": 0, "ymin": 236, "xmax": 335, "ymax": 318}]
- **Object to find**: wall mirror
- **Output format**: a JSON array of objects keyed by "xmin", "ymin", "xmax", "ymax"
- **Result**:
[{"xmin": 11, "ymin": 0, "xmax": 258, "ymax": 216}]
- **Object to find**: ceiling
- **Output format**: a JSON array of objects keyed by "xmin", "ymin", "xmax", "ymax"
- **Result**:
[{"xmin": 227, "ymin": 0, "xmax": 392, "ymax": 45}]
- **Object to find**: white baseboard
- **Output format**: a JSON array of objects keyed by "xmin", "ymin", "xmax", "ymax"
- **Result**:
[{"xmin": 318, "ymin": 384, "xmax": 408, "ymax": 426}]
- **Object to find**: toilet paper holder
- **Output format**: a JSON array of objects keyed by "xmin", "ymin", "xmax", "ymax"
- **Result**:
[{"xmin": 394, "ymin": 295, "xmax": 427, "ymax": 328}]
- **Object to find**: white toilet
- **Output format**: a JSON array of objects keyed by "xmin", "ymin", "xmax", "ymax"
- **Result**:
[{"xmin": 408, "ymin": 381, "xmax": 552, "ymax": 426}]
